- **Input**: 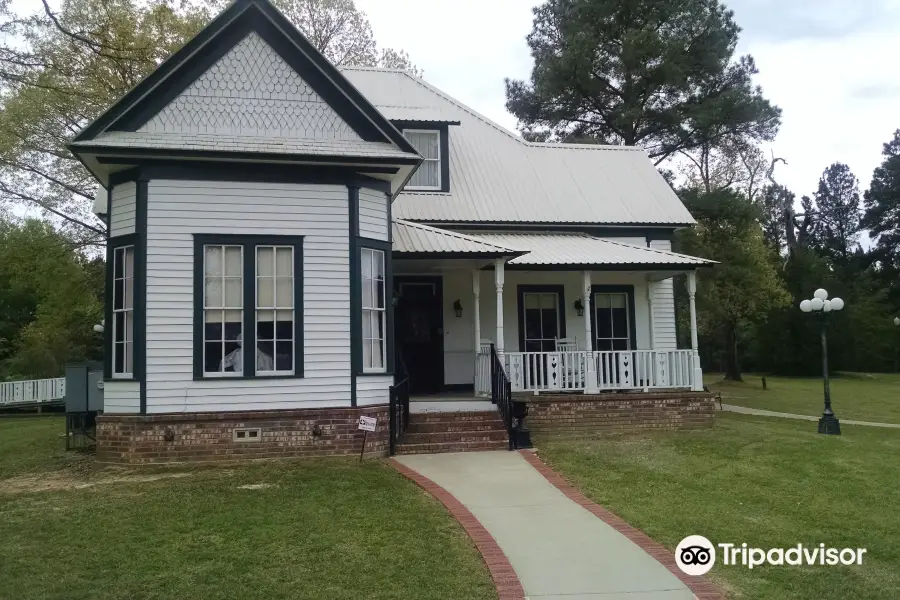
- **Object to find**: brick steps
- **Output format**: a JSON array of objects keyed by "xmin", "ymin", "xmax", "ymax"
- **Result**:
[
  {"xmin": 395, "ymin": 440, "xmax": 510, "ymax": 455},
  {"xmin": 407, "ymin": 422, "xmax": 502, "ymax": 434},
  {"xmin": 396, "ymin": 410, "xmax": 509, "ymax": 455},
  {"xmin": 401, "ymin": 430, "xmax": 508, "ymax": 444}
]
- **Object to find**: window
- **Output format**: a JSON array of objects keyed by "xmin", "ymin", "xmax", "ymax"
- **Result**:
[
  {"xmin": 522, "ymin": 293, "xmax": 561, "ymax": 352},
  {"xmin": 112, "ymin": 245, "xmax": 135, "ymax": 377},
  {"xmin": 594, "ymin": 292, "xmax": 631, "ymax": 351},
  {"xmin": 361, "ymin": 248, "xmax": 385, "ymax": 372},
  {"xmin": 203, "ymin": 245, "xmax": 244, "ymax": 376},
  {"xmin": 194, "ymin": 236, "xmax": 303, "ymax": 379},
  {"xmin": 403, "ymin": 129, "xmax": 441, "ymax": 190},
  {"xmin": 255, "ymin": 246, "xmax": 295, "ymax": 375}
]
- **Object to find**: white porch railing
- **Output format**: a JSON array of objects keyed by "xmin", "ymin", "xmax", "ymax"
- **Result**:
[
  {"xmin": 475, "ymin": 350, "xmax": 695, "ymax": 394},
  {"xmin": 0, "ymin": 377, "xmax": 66, "ymax": 406}
]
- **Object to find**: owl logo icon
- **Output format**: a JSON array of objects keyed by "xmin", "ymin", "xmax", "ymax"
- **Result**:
[{"xmin": 675, "ymin": 536, "xmax": 716, "ymax": 576}]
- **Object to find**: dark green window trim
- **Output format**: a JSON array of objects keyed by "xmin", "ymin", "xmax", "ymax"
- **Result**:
[
  {"xmin": 589, "ymin": 285, "xmax": 637, "ymax": 351},
  {"xmin": 357, "ymin": 238, "xmax": 393, "ymax": 377},
  {"xmin": 516, "ymin": 285, "xmax": 567, "ymax": 352},
  {"xmin": 397, "ymin": 123, "xmax": 450, "ymax": 193},
  {"xmin": 105, "ymin": 233, "xmax": 139, "ymax": 380},
  {"xmin": 192, "ymin": 234, "xmax": 304, "ymax": 380}
]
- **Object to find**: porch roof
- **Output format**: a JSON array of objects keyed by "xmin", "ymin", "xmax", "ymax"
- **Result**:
[
  {"xmin": 392, "ymin": 219, "xmax": 525, "ymax": 258},
  {"xmin": 473, "ymin": 232, "xmax": 715, "ymax": 269}
]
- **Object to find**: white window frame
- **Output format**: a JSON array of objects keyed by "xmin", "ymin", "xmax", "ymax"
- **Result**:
[
  {"xmin": 112, "ymin": 245, "xmax": 135, "ymax": 379},
  {"xmin": 361, "ymin": 248, "xmax": 386, "ymax": 373},
  {"xmin": 203, "ymin": 244, "xmax": 244, "ymax": 378},
  {"xmin": 255, "ymin": 245, "xmax": 295, "ymax": 377},
  {"xmin": 403, "ymin": 129, "xmax": 441, "ymax": 191}
]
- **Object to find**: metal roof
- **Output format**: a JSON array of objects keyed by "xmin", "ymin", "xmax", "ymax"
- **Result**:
[
  {"xmin": 473, "ymin": 233, "xmax": 715, "ymax": 267},
  {"xmin": 392, "ymin": 220, "xmax": 522, "ymax": 256},
  {"xmin": 341, "ymin": 68, "xmax": 695, "ymax": 226}
]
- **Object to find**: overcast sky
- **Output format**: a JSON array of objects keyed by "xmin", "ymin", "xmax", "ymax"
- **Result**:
[{"xmin": 357, "ymin": 0, "xmax": 900, "ymax": 199}]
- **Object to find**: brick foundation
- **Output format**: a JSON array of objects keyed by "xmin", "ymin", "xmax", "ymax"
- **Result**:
[
  {"xmin": 96, "ymin": 405, "xmax": 389, "ymax": 465},
  {"xmin": 524, "ymin": 391, "xmax": 715, "ymax": 439}
]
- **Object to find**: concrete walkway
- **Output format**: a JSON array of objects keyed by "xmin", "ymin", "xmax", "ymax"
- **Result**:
[
  {"xmin": 395, "ymin": 451, "xmax": 694, "ymax": 600},
  {"xmin": 721, "ymin": 403, "xmax": 900, "ymax": 429}
]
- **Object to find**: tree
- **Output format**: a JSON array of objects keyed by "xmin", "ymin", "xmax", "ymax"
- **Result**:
[
  {"xmin": 759, "ymin": 184, "xmax": 793, "ymax": 253},
  {"xmin": 0, "ymin": 0, "xmax": 417, "ymax": 245},
  {"xmin": 0, "ymin": 218, "xmax": 103, "ymax": 379},
  {"xmin": 863, "ymin": 129, "xmax": 900, "ymax": 299},
  {"xmin": 504, "ymin": 0, "xmax": 781, "ymax": 163},
  {"xmin": 0, "ymin": 0, "xmax": 212, "ymax": 245},
  {"xmin": 809, "ymin": 163, "xmax": 861, "ymax": 264},
  {"xmin": 269, "ymin": 0, "xmax": 419, "ymax": 72},
  {"xmin": 680, "ymin": 140, "xmax": 769, "ymax": 201},
  {"xmin": 675, "ymin": 188, "xmax": 790, "ymax": 381}
]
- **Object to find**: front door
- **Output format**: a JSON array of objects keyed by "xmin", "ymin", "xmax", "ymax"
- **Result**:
[{"xmin": 394, "ymin": 276, "xmax": 443, "ymax": 394}]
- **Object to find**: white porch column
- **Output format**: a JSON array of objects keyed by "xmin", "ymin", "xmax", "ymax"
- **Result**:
[
  {"xmin": 494, "ymin": 259, "xmax": 505, "ymax": 352},
  {"xmin": 687, "ymin": 271, "xmax": 703, "ymax": 391},
  {"xmin": 582, "ymin": 271, "xmax": 599, "ymax": 393},
  {"xmin": 646, "ymin": 277, "xmax": 656, "ymax": 348},
  {"xmin": 472, "ymin": 270, "xmax": 481, "ymax": 352}
]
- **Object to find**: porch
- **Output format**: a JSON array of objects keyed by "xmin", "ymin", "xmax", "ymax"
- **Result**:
[{"xmin": 393, "ymin": 224, "xmax": 712, "ymax": 397}]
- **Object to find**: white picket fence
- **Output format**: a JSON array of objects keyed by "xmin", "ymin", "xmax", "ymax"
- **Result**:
[{"xmin": 0, "ymin": 377, "xmax": 66, "ymax": 407}]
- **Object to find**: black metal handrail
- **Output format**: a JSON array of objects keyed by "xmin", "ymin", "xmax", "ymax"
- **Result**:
[
  {"xmin": 490, "ymin": 344, "xmax": 515, "ymax": 451},
  {"xmin": 388, "ymin": 376, "xmax": 410, "ymax": 456}
]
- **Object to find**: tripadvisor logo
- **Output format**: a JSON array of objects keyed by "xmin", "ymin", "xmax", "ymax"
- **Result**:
[{"xmin": 675, "ymin": 536, "xmax": 867, "ymax": 575}]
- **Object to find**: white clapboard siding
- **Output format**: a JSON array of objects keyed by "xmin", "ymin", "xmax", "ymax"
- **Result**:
[
  {"xmin": 103, "ymin": 380, "xmax": 140, "ymax": 414},
  {"xmin": 109, "ymin": 182, "xmax": 137, "ymax": 237},
  {"xmin": 356, "ymin": 375, "xmax": 392, "ymax": 406},
  {"xmin": 144, "ymin": 180, "xmax": 352, "ymax": 413},
  {"xmin": 649, "ymin": 239, "xmax": 678, "ymax": 350},
  {"xmin": 358, "ymin": 188, "xmax": 388, "ymax": 241}
]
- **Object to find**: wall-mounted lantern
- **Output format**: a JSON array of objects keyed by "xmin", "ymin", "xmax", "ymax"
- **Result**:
[
  {"xmin": 574, "ymin": 299, "xmax": 584, "ymax": 317},
  {"xmin": 453, "ymin": 299, "xmax": 463, "ymax": 318}
]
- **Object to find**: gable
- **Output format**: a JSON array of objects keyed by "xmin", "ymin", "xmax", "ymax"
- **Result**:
[
  {"xmin": 139, "ymin": 32, "xmax": 361, "ymax": 140},
  {"xmin": 72, "ymin": 0, "xmax": 416, "ymax": 156}
]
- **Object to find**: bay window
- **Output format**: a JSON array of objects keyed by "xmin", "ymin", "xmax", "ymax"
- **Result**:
[{"xmin": 194, "ymin": 235, "xmax": 303, "ymax": 379}]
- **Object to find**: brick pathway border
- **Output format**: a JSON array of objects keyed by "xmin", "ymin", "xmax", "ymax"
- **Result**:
[
  {"xmin": 519, "ymin": 450, "xmax": 725, "ymax": 600},
  {"xmin": 390, "ymin": 459, "xmax": 526, "ymax": 600}
]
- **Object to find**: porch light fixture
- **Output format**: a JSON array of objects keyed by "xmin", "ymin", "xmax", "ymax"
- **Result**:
[
  {"xmin": 799, "ymin": 288, "xmax": 844, "ymax": 435},
  {"xmin": 453, "ymin": 299, "xmax": 463, "ymax": 318},
  {"xmin": 574, "ymin": 299, "xmax": 584, "ymax": 317}
]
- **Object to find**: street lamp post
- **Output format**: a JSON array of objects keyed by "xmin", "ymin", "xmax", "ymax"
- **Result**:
[
  {"xmin": 894, "ymin": 317, "xmax": 900, "ymax": 373},
  {"xmin": 800, "ymin": 289, "xmax": 844, "ymax": 435}
]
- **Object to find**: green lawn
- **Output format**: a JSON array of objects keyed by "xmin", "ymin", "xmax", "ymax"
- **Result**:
[
  {"xmin": 538, "ymin": 413, "xmax": 900, "ymax": 600},
  {"xmin": 0, "ymin": 417, "xmax": 496, "ymax": 600},
  {"xmin": 706, "ymin": 372, "xmax": 900, "ymax": 424}
]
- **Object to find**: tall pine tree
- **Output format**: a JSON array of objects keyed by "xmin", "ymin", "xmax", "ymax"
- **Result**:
[
  {"xmin": 809, "ymin": 163, "xmax": 861, "ymax": 265},
  {"xmin": 504, "ymin": 0, "xmax": 781, "ymax": 162}
]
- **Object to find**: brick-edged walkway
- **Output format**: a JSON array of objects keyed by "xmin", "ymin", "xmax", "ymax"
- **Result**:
[
  {"xmin": 520, "ymin": 450, "xmax": 725, "ymax": 600},
  {"xmin": 390, "ymin": 459, "xmax": 526, "ymax": 600}
]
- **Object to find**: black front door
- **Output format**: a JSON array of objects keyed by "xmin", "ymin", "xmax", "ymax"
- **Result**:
[{"xmin": 394, "ymin": 277, "xmax": 443, "ymax": 394}]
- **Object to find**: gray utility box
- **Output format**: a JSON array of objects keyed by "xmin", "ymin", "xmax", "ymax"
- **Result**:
[{"xmin": 64, "ymin": 362, "xmax": 104, "ymax": 413}]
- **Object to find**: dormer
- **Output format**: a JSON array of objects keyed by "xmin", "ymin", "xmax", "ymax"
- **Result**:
[{"xmin": 392, "ymin": 120, "xmax": 456, "ymax": 193}]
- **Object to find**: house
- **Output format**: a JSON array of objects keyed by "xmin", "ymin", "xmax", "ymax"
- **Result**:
[{"xmin": 75, "ymin": 0, "xmax": 715, "ymax": 464}]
